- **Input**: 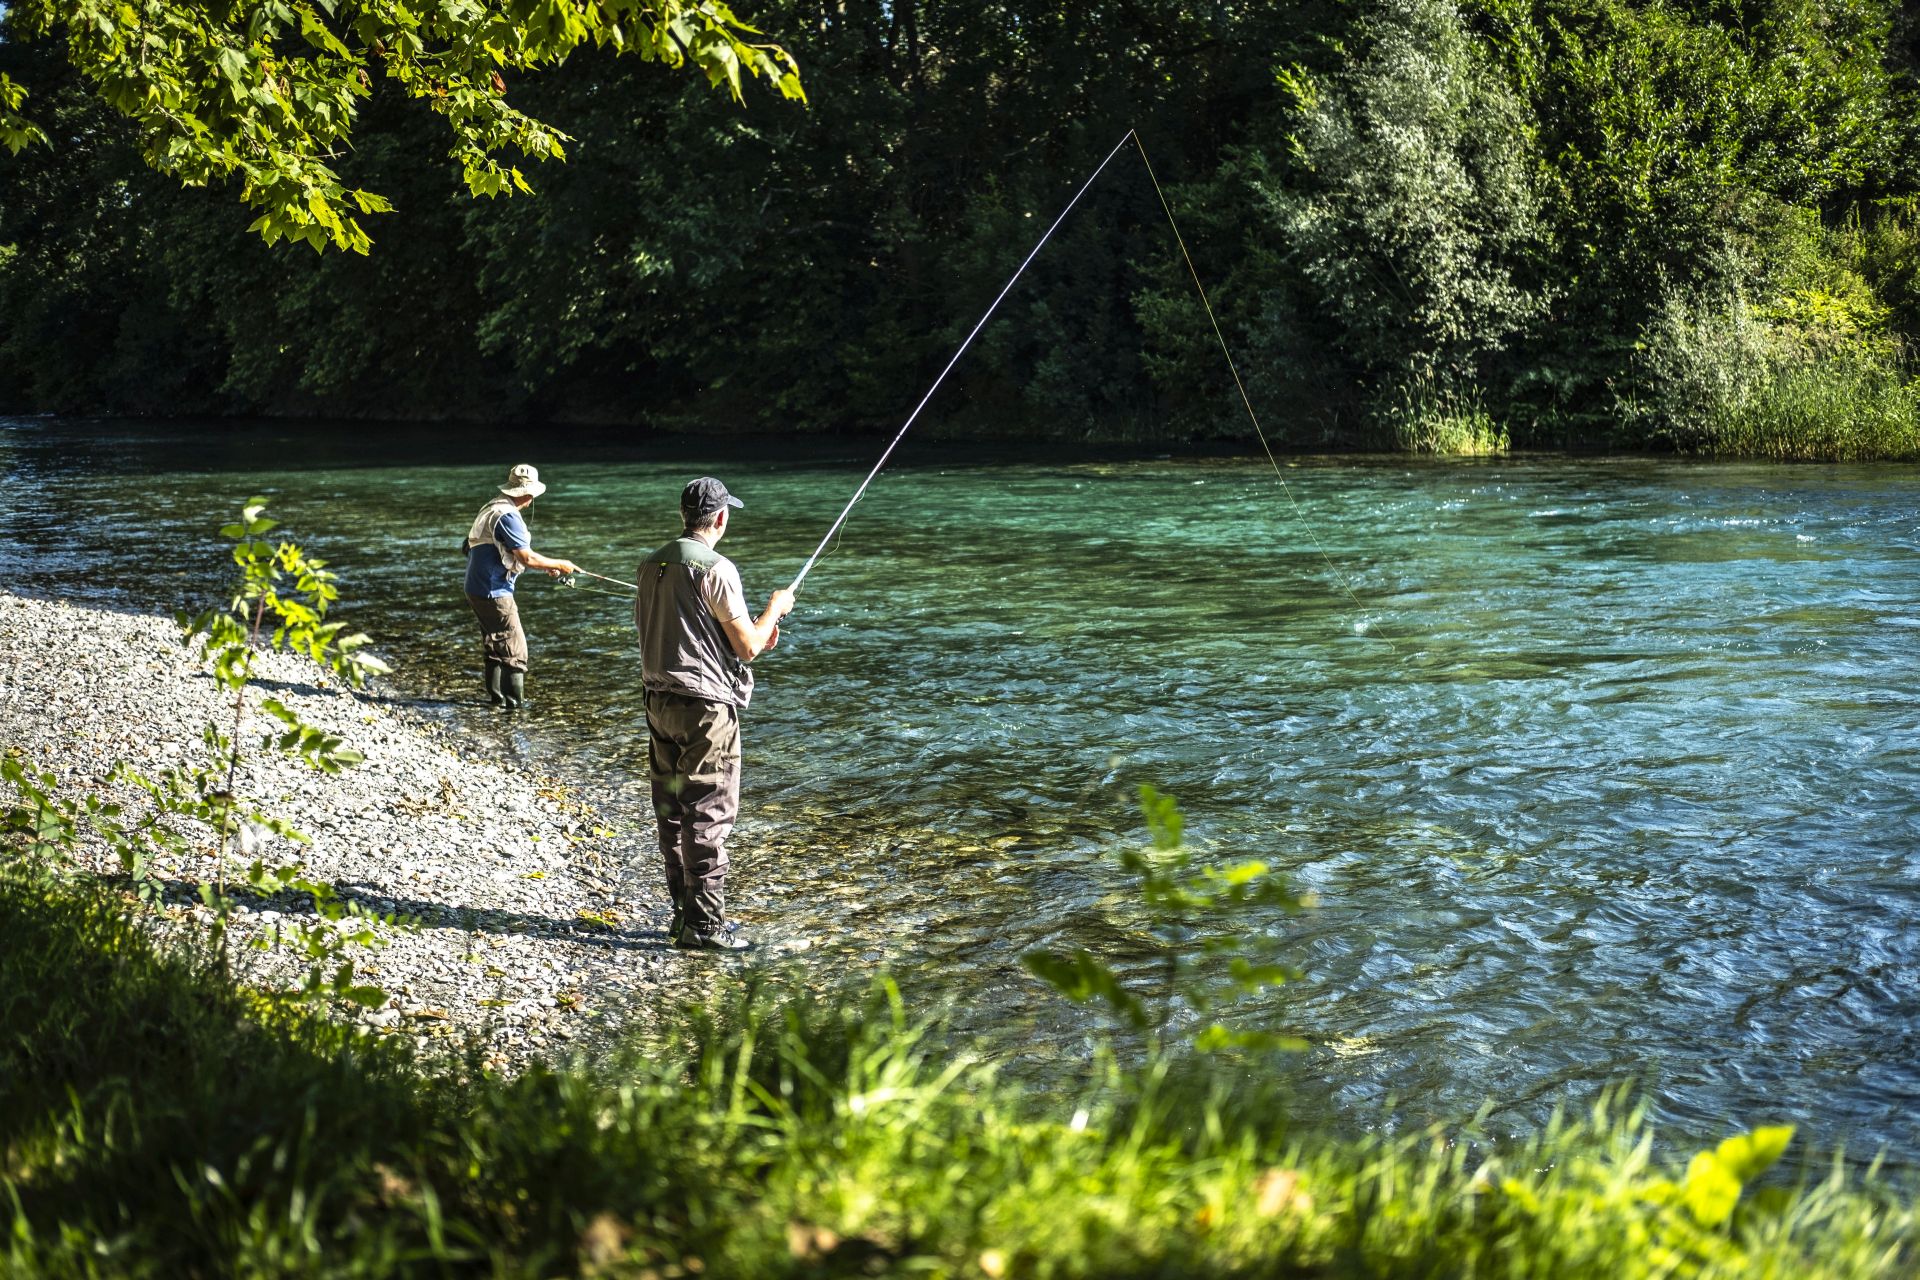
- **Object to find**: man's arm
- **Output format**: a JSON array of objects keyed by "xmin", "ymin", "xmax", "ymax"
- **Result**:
[
  {"xmin": 720, "ymin": 589, "xmax": 795, "ymax": 662},
  {"xmin": 512, "ymin": 548, "xmax": 580, "ymax": 577},
  {"xmin": 499, "ymin": 508, "xmax": 577, "ymax": 577}
]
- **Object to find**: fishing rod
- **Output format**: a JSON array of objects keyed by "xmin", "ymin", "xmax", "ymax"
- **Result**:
[
  {"xmin": 571, "ymin": 569, "xmax": 637, "ymax": 591},
  {"xmin": 550, "ymin": 568, "xmax": 637, "ymax": 602},
  {"xmin": 785, "ymin": 128, "xmax": 1139, "ymax": 596},
  {"xmin": 782, "ymin": 126, "xmax": 1392, "ymax": 650}
]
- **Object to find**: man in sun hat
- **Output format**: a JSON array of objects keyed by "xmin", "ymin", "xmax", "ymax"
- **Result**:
[
  {"xmin": 463, "ymin": 463, "xmax": 578, "ymax": 709},
  {"xmin": 634, "ymin": 476, "xmax": 794, "ymax": 952}
]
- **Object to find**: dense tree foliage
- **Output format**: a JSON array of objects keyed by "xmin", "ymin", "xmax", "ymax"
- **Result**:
[
  {"xmin": 1, "ymin": 0, "xmax": 800, "ymax": 252},
  {"xmin": 2, "ymin": 0, "xmax": 1916, "ymax": 449}
]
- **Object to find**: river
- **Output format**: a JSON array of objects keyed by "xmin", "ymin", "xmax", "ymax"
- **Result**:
[{"xmin": 4, "ymin": 418, "xmax": 1917, "ymax": 1161}]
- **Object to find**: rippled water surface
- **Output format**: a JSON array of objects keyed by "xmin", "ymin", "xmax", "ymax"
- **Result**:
[{"xmin": 5, "ymin": 419, "xmax": 1919, "ymax": 1159}]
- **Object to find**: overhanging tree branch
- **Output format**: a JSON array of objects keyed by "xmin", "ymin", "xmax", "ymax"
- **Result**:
[{"xmin": 3, "ymin": 0, "xmax": 805, "ymax": 253}]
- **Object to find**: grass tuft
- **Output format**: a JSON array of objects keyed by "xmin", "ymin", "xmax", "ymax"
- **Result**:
[
  {"xmin": 1391, "ymin": 378, "xmax": 1512, "ymax": 456},
  {"xmin": 2, "ymin": 875, "xmax": 1915, "ymax": 1277}
]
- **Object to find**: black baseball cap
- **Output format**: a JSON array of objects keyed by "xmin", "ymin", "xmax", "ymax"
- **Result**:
[{"xmin": 681, "ymin": 476, "xmax": 744, "ymax": 523}]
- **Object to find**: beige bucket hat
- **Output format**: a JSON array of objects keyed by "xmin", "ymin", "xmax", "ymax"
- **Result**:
[{"xmin": 500, "ymin": 463, "xmax": 547, "ymax": 499}]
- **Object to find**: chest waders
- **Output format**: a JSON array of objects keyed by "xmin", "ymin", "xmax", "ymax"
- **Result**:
[
  {"xmin": 465, "ymin": 499, "xmax": 530, "ymax": 708},
  {"xmin": 635, "ymin": 536, "xmax": 752, "ymax": 949}
]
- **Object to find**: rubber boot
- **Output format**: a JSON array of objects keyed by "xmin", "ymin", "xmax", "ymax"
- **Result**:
[
  {"xmin": 484, "ymin": 660, "xmax": 507, "ymax": 708},
  {"xmin": 504, "ymin": 670, "xmax": 527, "ymax": 710}
]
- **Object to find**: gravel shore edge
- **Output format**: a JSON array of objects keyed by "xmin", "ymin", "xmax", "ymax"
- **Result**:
[{"xmin": 1, "ymin": 589, "xmax": 695, "ymax": 1068}]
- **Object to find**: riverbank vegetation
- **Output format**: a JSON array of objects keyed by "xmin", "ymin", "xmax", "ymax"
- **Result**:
[
  {"xmin": 3, "ymin": 0, "xmax": 1918, "ymax": 457},
  {"xmin": 3, "ymin": 872, "xmax": 1916, "ymax": 1277}
]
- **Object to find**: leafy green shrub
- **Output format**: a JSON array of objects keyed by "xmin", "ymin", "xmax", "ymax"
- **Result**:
[
  {"xmin": 1621, "ymin": 274, "xmax": 1920, "ymax": 459},
  {"xmin": 4, "ymin": 874, "xmax": 1918, "ymax": 1278},
  {"xmin": 1023, "ymin": 785, "xmax": 1310, "ymax": 1055},
  {"xmin": 2, "ymin": 497, "xmax": 405, "ymax": 1006},
  {"xmin": 1847, "ymin": 198, "xmax": 1920, "ymax": 348},
  {"xmin": 1265, "ymin": 0, "xmax": 1554, "ymax": 425}
]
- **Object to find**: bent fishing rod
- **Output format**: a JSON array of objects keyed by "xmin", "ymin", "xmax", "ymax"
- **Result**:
[
  {"xmin": 546, "ymin": 133, "xmax": 1141, "ymax": 606},
  {"xmin": 784, "ymin": 129, "xmax": 1139, "ymax": 597},
  {"xmin": 552, "ymin": 129, "xmax": 1386, "ymax": 647},
  {"xmin": 779, "ymin": 126, "xmax": 1392, "ymax": 650},
  {"xmin": 548, "ymin": 129, "xmax": 1135, "ymax": 608}
]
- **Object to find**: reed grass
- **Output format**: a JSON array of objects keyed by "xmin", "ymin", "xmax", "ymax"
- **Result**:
[
  {"xmin": 1624, "ymin": 278, "xmax": 1920, "ymax": 461},
  {"xmin": 2, "ymin": 874, "xmax": 1914, "ymax": 1278},
  {"xmin": 1693, "ymin": 359, "xmax": 1920, "ymax": 461},
  {"xmin": 1391, "ymin": 380, "xmax": 1511, "ymax": 456}
]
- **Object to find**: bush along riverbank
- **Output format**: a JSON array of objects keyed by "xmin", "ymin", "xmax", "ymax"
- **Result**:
[
  {"xmin": 3, "ymin": 500, "xmax": 1917, "ymax": 1275},
  {"xmin": 2, "ymin": 873, "xmax": 1917, "ymax": 1277}
]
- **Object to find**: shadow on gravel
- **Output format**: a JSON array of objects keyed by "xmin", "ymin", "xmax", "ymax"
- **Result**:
[
  {"xmin": 147, "ymin": 875, "xmax": 676, "ymax": 952},
  {"xmin": 187, "ymin": 669, "xmax": 466, "ymax": 710}
]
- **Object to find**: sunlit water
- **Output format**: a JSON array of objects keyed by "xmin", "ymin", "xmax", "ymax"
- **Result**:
[{"xmin": 4, "ymin": 418, "xmax": 1918, "ymax": 1160}]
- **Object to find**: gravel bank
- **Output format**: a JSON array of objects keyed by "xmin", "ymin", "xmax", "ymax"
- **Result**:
[{"xmin": 0, "ymin": 590, "xmax": 731, "ymax": 1068}]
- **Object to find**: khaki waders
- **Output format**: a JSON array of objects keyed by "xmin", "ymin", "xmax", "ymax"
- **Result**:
[
  {"xmin": 645, "ymin": 689, "xmax": 741, "ymax": 940},
  {"xmin": 467, "ymin": 593, "xmax": 529, "ymax": 707}
]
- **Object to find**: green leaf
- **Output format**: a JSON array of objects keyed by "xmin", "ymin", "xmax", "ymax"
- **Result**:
[
  {"xmin": 1139, "ymin": 783, "xmax": 1183, "ymax": 849},
  {"xmin": 1021, "ymin": 949, "xmax": 1147, "ymax": 1028},
  {"xmin": 214, "ymin": 46, "xmax": 250, "ymax": 87},
  {"xmin": 1226, "ymin": 959, "xmax": 1298, "ymax": 992},
  {"xmin": 1211, "ymin": 860, "xmax": 1266, "ymax": 888},
  {"xmin": 1682, "ymin": 1149, "xmax": 1744, "ymax": 1227},
  {"xmin": 1193, "ymin": 1024, "xmax": 1309, "ymax": 1054},
  {"xmin": 1714, "ymin": 1125, "xmax": 1794, "ymax": 1184}
]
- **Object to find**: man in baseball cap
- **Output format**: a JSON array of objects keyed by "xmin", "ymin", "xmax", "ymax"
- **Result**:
[
  {"xmin": 462, "ymin": 464, "xmax": 579, "ymax": 708},
  {"xmin": 633, "ymin": 476, "xmax": 793, "ymax": 952},
  {"xmin": 680, "ymin": 475, "xmax": 743, "ymax": 524}
]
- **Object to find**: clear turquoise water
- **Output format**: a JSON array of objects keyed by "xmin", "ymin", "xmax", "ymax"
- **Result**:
[{"xmin": 6, "ymin": 418, "xmax": 1919, "ymax": 1159}]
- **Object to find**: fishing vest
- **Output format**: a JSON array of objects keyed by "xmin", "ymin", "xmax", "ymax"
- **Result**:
[
  {"xmin": 464, "ymin": 497, "xmax": 523, "ymax": 585},
  {"xmin": 634, "ymin": 536, "xmax": 754, "ymax": 709}
]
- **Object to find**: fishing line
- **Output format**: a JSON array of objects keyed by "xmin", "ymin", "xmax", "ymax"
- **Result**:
[
  {"xmin": 1130, "ymin": 134, "xmax": 1395, "ymax": 653},
  {"xmin": 1125, "ymin": 142, "xmax": 1523, "ymax": 860},
  {"xmin": 786, "ymin": 129, "xmax": 1139, "ymax": 596},
  {"xmin": 784, "ymin": 127, "xmax": 1392, "ymax": 652}
]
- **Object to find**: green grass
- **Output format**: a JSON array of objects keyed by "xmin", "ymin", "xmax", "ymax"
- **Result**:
[
  {"xmin": 1624, "ymin": 280, "xmax": 1920, "ymax": 461},
  {"xmin": 1390, "ymin": 382, "xmax": 1511, "ymax": 456},
  {"xmin": 2, "ymin": 875, "xmax": 1915, "ymax": 1277},
  {"xmin": 1692, "ymin": 359, "xmax": 1920, "ymax": 461}
]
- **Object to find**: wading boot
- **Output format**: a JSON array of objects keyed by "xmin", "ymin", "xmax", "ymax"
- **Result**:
[
  {"xmin": 666, "ymin": 904, "xmax": 686, "ymax": 945},
  {"xmin": 484, "ymin": 660, "xmax": 507, "ymax": 708},
  {"xmin": 675, "ymin": 922, "xmax": 753, "ymax": 953},
  {"xmin": 503, "ymin": 670, "xmax": 526, "ymax": 710}
]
